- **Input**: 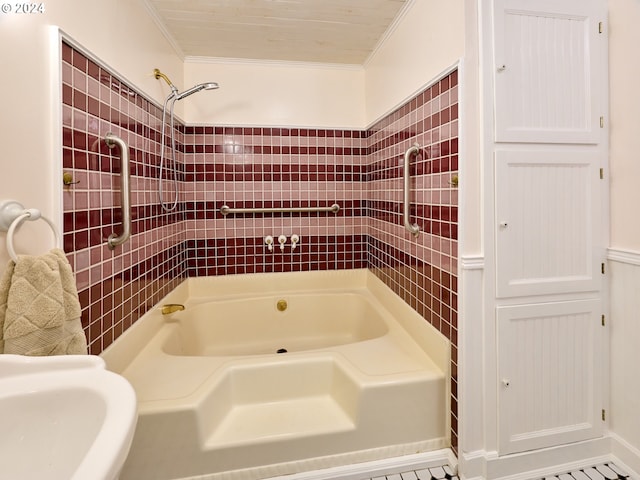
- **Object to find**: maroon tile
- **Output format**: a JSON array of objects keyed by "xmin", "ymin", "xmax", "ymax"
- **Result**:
[{"xmin": 62, "ymin": 38, "xmax": 459, "ymax": 448}]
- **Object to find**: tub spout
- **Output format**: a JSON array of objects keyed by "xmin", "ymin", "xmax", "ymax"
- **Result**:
[{"xmin": 161, "ymin": 303, "xmax": 185, "ymax": 315}]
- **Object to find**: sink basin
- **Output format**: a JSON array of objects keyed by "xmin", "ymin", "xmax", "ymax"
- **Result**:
[{"xmin": 0, "ymin": 354, "xmax": 137, "ymax": 480}]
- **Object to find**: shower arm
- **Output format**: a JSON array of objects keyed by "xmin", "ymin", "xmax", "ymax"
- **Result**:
[{"xmin": 153, "ymin": 68, "xmax": 178, "ymax": 95}]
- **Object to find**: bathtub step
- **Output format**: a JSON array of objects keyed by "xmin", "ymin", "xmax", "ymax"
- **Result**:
[{"xmin": 205, "ymin": 395, "xmax": 355, "ymax": 447}]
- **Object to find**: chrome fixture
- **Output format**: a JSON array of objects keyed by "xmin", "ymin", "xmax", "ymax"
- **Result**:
[
  {"xmin": 403, "ymin": 143, "xmax": 420, "ymax": 237},
  {"xmin": 105, "ymin": 133, "xmax": 132, "ymax": 249},
  {"xmin": 220, "ymin": 203, "xmax": 340, "ymax": 216},
  {"xmin": 175, "ymin": 82, "xmax": 219, "ymax": 100},
  {"xmin": 153, "ymin": 69, "xmax": 219, "ymax": 98},
  {"xmin": 153, "ymin": 68, "xmax": 219, "ymax": 212},
  {"xmin": 0, "ymin": 200, "xmax": 60, "ymax": 262}
]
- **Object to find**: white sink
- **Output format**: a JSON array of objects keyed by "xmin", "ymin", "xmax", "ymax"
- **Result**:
[{"xmin": 0, "ymin": 354, "xmax": 137, "ymax": 480}]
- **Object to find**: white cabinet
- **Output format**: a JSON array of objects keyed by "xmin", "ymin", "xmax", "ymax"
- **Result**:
[
  {"xmin": 495, "ymin": 149, "xmax": 602, "ymax": 298},
  {"xmin": 497, "ymin": 300, "xmax": 603, "ymax": 454},
  {"xmin": 493, "ymin": 0, "xmax": 603, "ymax": 144},
  {"xmin": 488, "ymin": 0, "xmax": 607, "ymax": 457}
]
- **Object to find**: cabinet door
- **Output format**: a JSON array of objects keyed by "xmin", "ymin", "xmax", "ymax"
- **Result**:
[
  {"xmin": 493, "ymin": 0, "xmax": 604, "ymax": 143},
  {"xmin": 495, "ymin": 149, "xmax": 602, "ymax": 298},
  {"xmin": 497, "ymin": 300, "xmax": 603, "ymax": 455}
]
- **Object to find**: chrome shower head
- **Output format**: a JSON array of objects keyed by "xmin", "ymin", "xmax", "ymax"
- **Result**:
[
  {"xmin": 154, "ymin": 68, "xmax": 219, "ymax": 100},
  {"xmin": 175, "ymin": 82, "xmax": 220, "ymax": 101}
]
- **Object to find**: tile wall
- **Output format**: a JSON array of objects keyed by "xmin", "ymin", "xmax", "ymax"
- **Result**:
[
  {"xmin": 61, "ymin": 40, "xmax": 458, "ymax": 449},
  {"xmin": 181, "ymin": 126, "xmax": 369, "ymax": 274},
  {"xmin": 367, "ymin": 71, "xmax": 459, "ymax": 449},
  {"xmin": 61, "ymin": 41, "xmax": 186, "ymax": 354}
]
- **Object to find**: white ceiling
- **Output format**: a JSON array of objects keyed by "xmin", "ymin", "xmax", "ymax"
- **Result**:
[{"xmin": 145, "ymin": 0, "xmax": 411, "ymax": 65}]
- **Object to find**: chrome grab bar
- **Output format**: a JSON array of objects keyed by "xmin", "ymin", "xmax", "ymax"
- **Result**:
[
  {"xmin": 403, "ymin": 143, "xmax": 420, "ymax": 237},
  {"xmin": 105, "ymin": 133, "xmax": 131, "ymax": 249},
  {"xmin": 220, "ymin": 203, "xmax": 340, "ymax": 216}
]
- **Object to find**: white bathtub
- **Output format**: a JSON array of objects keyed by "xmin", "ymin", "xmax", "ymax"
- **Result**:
[{"xmin": 102, "ymin": 269, "xmax": 450, "ymax": 480}]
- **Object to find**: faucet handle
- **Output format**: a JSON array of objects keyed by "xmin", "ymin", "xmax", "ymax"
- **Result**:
[
  {"xmin": 265, "ymin": 235, "xmax": 274, "ymax": 252},
  {"xmin": 290, "ymin": 234, "xmax": 300, "ymax": 251},
  {"xmin": 278, "ymin": 235, "xmax": 287, "ymax": 251}
]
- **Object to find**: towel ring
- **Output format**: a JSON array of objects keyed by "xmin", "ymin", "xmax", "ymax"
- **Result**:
[{"xmin": 0, "ymin": 200, "xmax": 60, "ymax": 263}]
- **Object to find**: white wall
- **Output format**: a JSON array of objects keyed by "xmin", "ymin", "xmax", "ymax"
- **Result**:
[
  {"xmin": 609, "ymin": 256, "xmax": 640, "ymax": 472},
  {"xmin": 0, "ymin": 0, "xmax": 181, "ymax": 271},
  {"xmin": 609, "ymin": 0, "xmax": 640, "ymax": 252},
  {"xmin": 184, "ymin": 59, "xmax": 366, "ymax": 128},
  {"xmin": 364, "ymin": 0, "xmax": 465, "ymax": 126},
  {"xmin": 608, "ymin": 0, "xmax": 640, "ymax": 469},
  {"xmin": 182, "ymin": 0, "xmax": 466, "ymax": 130},
  {"xmin": 460, "ymin": 2, "xmax": 482, "ymax": 257}
]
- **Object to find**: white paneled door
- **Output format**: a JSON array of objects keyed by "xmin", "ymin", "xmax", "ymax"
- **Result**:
[
  {"xmin": 493, "ymin": 0, "xmax": 603, "ymax": 144},
  {"xmin": 495, "ymin": 149, "xmax": 602, "ymax": 298},
  {"xmin": 497, "ymin": 300, "xmax": 603, "ymax": 455},
  {"xmin": 490, "ymin": 0, "xmax": 607, "ymax": 457}
]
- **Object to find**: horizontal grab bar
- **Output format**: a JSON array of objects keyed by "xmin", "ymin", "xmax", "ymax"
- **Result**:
[
  {"xmin": 403, "ymin": 144, "xmax": 420, "ymax": 237},
  {"xmin": 105, "ymin": 133, "xmax": 131, "ymax": 249},
  {"xmin": 220, "ymin": 204, "xmax": 340, "ymax": 216}
]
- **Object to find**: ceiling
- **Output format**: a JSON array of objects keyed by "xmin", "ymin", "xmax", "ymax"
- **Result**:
[{"xmin": 145, "ymin": 0, "xmax": 411, "ymax": 65}]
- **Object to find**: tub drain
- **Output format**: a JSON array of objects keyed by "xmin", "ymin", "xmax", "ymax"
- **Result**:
[{"xmin": 276, "ymin": 348, "xmax": 288, "ymax": 354}]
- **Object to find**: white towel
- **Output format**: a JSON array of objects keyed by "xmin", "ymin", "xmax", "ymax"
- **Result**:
[{"xmin": 0, "ymin": 248, "xmax": 87, "ymax": 355}]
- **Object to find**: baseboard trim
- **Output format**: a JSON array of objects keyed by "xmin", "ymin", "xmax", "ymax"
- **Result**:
[
  {"xmin": 611, "ymin": 432, "xmax": 640, "ymax": 478},
  {"xmin": 266, "ymin": 449, "xmax": 456, "ymax": 480},
  {"xmin": 459, "ymin": 450, "xmax": 487, "ymax": 479},
  {"xmin": 460, "ymin": 437, "xmax": 610, "ymax": 480}
]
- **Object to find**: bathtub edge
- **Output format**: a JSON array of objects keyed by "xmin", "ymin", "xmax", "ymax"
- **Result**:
[
  {"xmin": 101, "ymin": 278, "xmax": 190, "ymax": 373},
  {"xmin": 364, "ymin": 270, "xmax": 450, "ymax": 375}
]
